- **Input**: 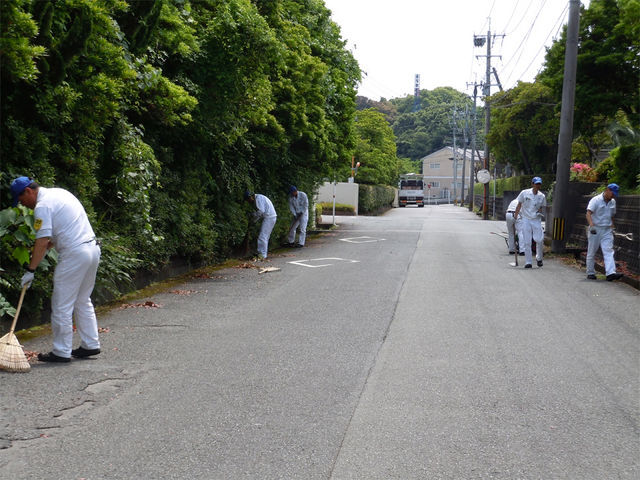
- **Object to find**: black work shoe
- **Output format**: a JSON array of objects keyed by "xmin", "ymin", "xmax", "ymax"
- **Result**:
[
  {"xmin": 38, "ymin": 352, "xmax": 70, "ymax": 363},
  {"xmin": 519, "ymin": 252, "xmax": 525, "ymax": 256},
  {"xmin": 587, "ymin": 274, "xmax": 597, "ymax": 280},
  {"xmin": 606, "ymin": 273, "xmax": 623, "ymax": 281},
  {"xmin": 72, "ymin": 347, "xmax": 101, "ymax": 358},
  {"xmin": 294, "ymin": 244, "xmax": 304, "ymax": 248},
  {"xmin": 524, "ymin": 264, "xmax": 532, "ymax": 269},
  {"xmin": 509, "ymin": 251, "xmax": 515, "ymax": 254},
  {"xmin": 282, "ymin": 242, "xmax": 294, "ymax": 247},
  {"xmin": 537, "ymin": 260, "xmax": 543, "ymax": 267}
]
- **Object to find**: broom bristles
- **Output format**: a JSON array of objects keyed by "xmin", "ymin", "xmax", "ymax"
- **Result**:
[{"xmin": 0, "ymin": 332, "xmax": 31, "ymax": 373}]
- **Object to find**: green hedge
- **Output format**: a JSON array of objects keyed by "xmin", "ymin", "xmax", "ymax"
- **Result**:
[
  {"xmin": 473, "ymin": 174, "xmax": 555, "ymax": 196},
  {"xmin": 318, "ymin": 202, "xmax": 356, "ymax": 214},
  {"xmin": 358, "ymin": 184, "xmax": 396, "ymax": 214}
]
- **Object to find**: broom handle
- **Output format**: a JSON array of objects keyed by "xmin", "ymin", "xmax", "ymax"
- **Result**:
[{"xmin": 8, "ymin": 285, "xmax": 28, "ymax": 335}]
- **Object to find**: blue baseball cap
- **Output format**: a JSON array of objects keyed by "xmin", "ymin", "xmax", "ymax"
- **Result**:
[
  {"xmin": 243, "ymin": 190, "xmax": 254, "ymax": 200},
  {"xmin": 10, "ymin": 176, "xmax": 33, "ymax": 206},
  {"xmin": 607, "ymin": 183, "xmax": 619, "ymax": 197},
  {"xmin": 289, "ymin": 185, "xmax": 297, "ymax": 194},
  {"xmin": 532, "ymin": 176, "xmax": 542, "ymax": 185}
]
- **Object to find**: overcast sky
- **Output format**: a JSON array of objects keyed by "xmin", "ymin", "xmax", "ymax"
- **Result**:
[{"xmin": 323, "ymin": 0, "xmax": 588, "ymax": 101}]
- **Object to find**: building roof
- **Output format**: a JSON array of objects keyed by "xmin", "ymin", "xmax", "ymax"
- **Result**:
[{"xmin": 420, "ymin": 146, "xmax": 484, "ymax": 162}]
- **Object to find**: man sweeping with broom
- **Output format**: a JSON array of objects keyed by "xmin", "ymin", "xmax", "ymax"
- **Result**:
[{"xmin": 10, "ymin": 176, "xmax": 101, "ymax": 363}]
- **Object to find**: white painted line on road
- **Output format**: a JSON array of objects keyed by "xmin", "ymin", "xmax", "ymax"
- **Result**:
[
  {"xmin": 339, "ymin": 236, "xmax": 386, "ymax": 243},
  {"xmin": 288, "ymin": 257, "xmax": 360, "ymax": 268}
]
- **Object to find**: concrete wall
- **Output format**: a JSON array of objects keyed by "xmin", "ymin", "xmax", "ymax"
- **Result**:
[{"xmin": 315, "ymin": 182, "xmax": 359, "ymax": 214}]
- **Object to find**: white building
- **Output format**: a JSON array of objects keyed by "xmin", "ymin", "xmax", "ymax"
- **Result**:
[{"xmin": 421, "ymin": 147, "xmax": 484, "ymax": 202}]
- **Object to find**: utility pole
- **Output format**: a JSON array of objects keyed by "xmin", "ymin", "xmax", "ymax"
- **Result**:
[
  {"xmin": 467, "ymin": 83, "xmax": 479, "ymax": 212},
  {"xmin": 551, "ymin": 0, "xmax": 581, "ymax": 252},
  {"xmin": 461, "ymin": 104, "xmax": 469, "ymax": 207},
  {"xmin": 451, "ymin": 109, "xmax": 458, "ymax": 203},
  {"xmin": 475, "ymin": 22, "xmax": 503, "ymax": 219}
]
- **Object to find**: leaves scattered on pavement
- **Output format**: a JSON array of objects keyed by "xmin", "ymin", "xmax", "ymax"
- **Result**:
[{"xmin": 119, "ymin": 300, "xmax": 162, "ymax": 309}]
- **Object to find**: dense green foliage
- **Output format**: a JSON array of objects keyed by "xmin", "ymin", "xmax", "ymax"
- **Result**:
[
  {"xmin": 0, "ymin": 0, "xmax": 360, "ymax": 320},
  {"xmin": 349, "ymin": 109, "xmax": 398, "ymax": 186},
  {"xmin": 486, "ymin": 82, "xmax": 559, "ymax": 174}
]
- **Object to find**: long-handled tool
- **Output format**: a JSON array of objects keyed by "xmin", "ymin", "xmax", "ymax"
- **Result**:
[
  {"xmin": 491, "ymin": 231, "xmax": 520, "ymax": 267},
  {"xmin": 613, "ymin": 231, "xmax": 634, "ymax": 241},
  {"xmin": 0, "ymin": 285, "xmax": 31, "ymax": 372}
]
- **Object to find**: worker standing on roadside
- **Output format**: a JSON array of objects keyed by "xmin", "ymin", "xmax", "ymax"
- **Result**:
[
  {"xmin": 11, "ymin": 176, "xmax": 102, "ymax": 363},
  {"xmin": 285, "ymin": 186, "xmax": 308, "ymax": 248},
  {"xmin": 505, "ymin": 198, "xmax": 524, "ymax": 256},
  {"xmin": 513, "ymin": 177, "xmax": 546, "ymax": 269},
  {"xmin": 585, "ymin": 183, "xmax": 623, "ymax": 281},
  {"xmin": 244, "ymin": 191, "xmax": 277, "ymax": 260}
]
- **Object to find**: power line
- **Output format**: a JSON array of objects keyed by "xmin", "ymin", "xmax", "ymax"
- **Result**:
[
  {"xmin": 502, "ymin": 0, "xmax": 523, "ymax": 33},
  {"xmin": 516, "ymin": 3, "xmax": 569, "ymax": 83},
  {"xmin": 502, "ymin": 0, "xmax": 568, "ymax": 86}
]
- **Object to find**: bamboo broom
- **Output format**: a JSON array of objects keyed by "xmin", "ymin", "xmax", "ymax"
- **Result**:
[{"xmin": 0, "ymin": 285, "xmax": 31, "ymax": 372}]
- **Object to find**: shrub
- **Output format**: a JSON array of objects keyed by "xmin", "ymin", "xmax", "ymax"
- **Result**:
[
  {"xmin": 570, "ymin": 162, "xmax": 597, "ymax": 182},
  {"xmin": 318, "ymin": 202, "xmax": 355, "ymax": 214},
  {"xmin": 358, "ymin": 184, "xmax": 395, "ymax": 214}
]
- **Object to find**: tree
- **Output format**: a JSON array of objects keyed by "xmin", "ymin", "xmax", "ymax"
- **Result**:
[
  {"xmin": 538, "ymin": 0, "xmax": 639, "ymax": 159},
  {"xmin": 352, "ymin": 109, "xmax": 398, "ymax": 185},
  {"xmin": 486, "ymin": 81, "xmax": 559, "ymax": 174}
]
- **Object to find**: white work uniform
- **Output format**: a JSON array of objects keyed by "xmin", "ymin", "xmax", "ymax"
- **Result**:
[
  {"xmin": 505, "ymin": 198, "xmax": 523, "ymax": 253},
  {"xmin": 253, "ymin": 194, "xmax": 277, "ymax": 259},
  {"xmin": 586, "ymin": 193, "xmax": 617, "ymax": 276},
  {"xmin": 516, "ymin": 187, "xmax": 546, "ymax": 265},
  {"xmin": 287, "ymin": 191, "xmax": 309, "ymax": 246},
  {"xmin": 34, "ymin": 187, "xmax": 101, "ymax": 357}
]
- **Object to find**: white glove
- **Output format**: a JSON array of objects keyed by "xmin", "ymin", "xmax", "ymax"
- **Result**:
[{"xmin": 21, "ymin": 271, "xmax": 34, "ymax": 289}]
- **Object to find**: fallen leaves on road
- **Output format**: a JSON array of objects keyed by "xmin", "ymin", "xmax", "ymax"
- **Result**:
[
  {"xmin": 234, "ymin": 263, "xmax": 260, "ymax": 269},
  {"xmin": 98, "ymin": 327, "xmax": 110, "ymax": 333},
  {"xmin": 169, "ymin": 289, "xmax": 198, "ymax": 296},
  {"xmin": 24, "ymin": 350, "xmax": 38, "ymax": 362},
  {"xmin": 119, "ymin": 301, "xmax": 162, "ymax": 309}
]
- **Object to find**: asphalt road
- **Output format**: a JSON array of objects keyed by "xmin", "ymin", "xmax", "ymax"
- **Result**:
[{"xmin": 1, "ymin": 205, "xmax": 638, "ymax": 479}]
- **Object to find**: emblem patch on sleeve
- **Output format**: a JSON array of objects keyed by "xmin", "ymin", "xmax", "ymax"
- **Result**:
[{"xmin": 34, "ymin": 218, "xmax": 42, "ymax": 230}]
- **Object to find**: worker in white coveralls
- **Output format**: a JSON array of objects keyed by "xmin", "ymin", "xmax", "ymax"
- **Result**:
[
  {"xmin": 585, "ymin": 183, "xmax": 623, "ymax": 281},
  {"xmin": 505, "ymin": 198, "xmax": 525, "ymax": 256},
  {"xmin": 244, "ymin": 191, "xmax": 277, "ymax": 260},
  {"xmin": 11, "ymin": 176, "xmax": 101, "ymax": 363},
  {"xmin": 513, "ymin": 177, "xmax": 546, "ymax": 269},
  {"xmin": 284, "ymin": 185, "xmax": 308, "ymax": 248}
]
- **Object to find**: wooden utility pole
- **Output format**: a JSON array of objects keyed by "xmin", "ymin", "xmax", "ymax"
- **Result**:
[
  {"xmin": 551, "ymin": 0, "xmax": 581, "ymax": 252},
  {"xmin": 483, "ymin": 27, "xmax": 491, "ymax": 220},
  {"xmin": 474, "ymin": 23, "xmax": 503, "ymax": 219}
]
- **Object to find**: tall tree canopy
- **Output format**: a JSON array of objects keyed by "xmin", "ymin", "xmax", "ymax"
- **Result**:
[
  {"xmin": 486, "ymin": 82, "xmax": 559, "ymax": 174},
  {"xmin": 538, "ymin": 0, "xmax": 639, "ymax": 151},
  {"xmin": 351, "ymin": 109, "xmax": 398, "ymax": 186}
]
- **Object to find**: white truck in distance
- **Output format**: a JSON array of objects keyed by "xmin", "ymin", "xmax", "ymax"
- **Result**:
[{"xmin": 398, "ymin": 173, "xmax": 425, "ymax": 207}]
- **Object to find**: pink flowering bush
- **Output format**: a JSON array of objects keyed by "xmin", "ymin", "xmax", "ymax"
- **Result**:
[{"xmin": 570, "ymin": 162, "xmax": 597, "ymax": 182}]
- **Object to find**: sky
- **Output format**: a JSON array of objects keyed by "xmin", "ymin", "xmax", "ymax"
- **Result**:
[{"xmin": 323, "ymin": 0, "xmax": 589, "ymax": 101}]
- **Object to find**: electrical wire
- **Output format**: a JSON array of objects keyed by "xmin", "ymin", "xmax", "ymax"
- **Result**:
[
  {"xmin": 503, "ymin": 1, "xmax": 568, "ymax": 86},
  {"xmin": 500, "ymin": 0, "xmax": 553, "ymax": 86},
  {"xmin": 502, "ymin": 0, "xmax": 523, "ymax": 34},
  {"xmin": 517, "ymin": 3, "xmax": 569, "ymax": 83}
]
